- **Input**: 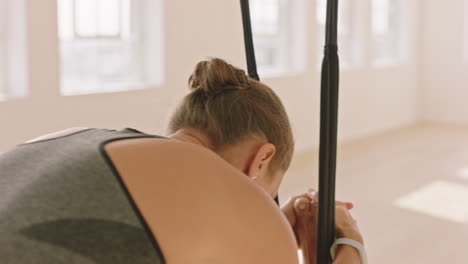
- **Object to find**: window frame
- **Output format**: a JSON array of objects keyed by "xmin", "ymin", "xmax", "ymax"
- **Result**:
[
  {"xmin": 464, "ymin": 0, "xmax": 468, "ymax": 62},
  {"xmin": 251, "ymin": 0, "xmax": 307, "ymax": 77},
  {"xmin": 58, "ymin": 0, "xmax": 164, "ymax": 96},
  {"xmin": 0, "ymin": 0, "xmax": 27, "ymax": 101},
  {"xmin": 315, "ymin": 0, "xmax": 410, "ymax": 70},
  {"xmin": 0, "ymin": 0, "xmax": 6, "ymax": 98},
  {"xmin": 316, "ymin": 0, "xmax": 366, "ymax": 70},
  {"xmin": 71, "ymin": 0, "xmax": 124, "ymax": 40},
  {"xmin": 371, "ymin": 0, "xmax": 409, "ymax": 67}
]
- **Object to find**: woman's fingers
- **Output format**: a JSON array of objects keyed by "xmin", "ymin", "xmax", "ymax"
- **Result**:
[
  {"xmin": 293, "ymin": 192, "xmax": 314, "ymax": 201},
  {"xmin": 307, "ymin": 188, "xmax": 318, "ymax": 201},
  {"xmin": 294, "ymin": 197, "xmax": 312, "ymax": 216},
  {"xmin": 316, "ymin": 201, "xmax": 353, "ymax": 210},
  {"xmin": 336, "ymin": 201, "xmax": 354, "ymax": 210},
  {"xmin": 335, "ymin": 206, "xmax": 363, "ymax": 243},
  {"xmin": 292, "ymin": 192, "xmax": 362, "ymax": 245},
  {"xmin": 294, "ymin": 197, "xmax": 318, "ymax": 264},
  {"xmin": 293, "ymin": 197, "xmax": 312, "ymax": 246},
  {"xmin": 307, "ymin": 187, "xmax": 354, "ymax": 210},
  {"xmin": 281, "ymin": 188, "xmax": 355, "ymax": 232}
]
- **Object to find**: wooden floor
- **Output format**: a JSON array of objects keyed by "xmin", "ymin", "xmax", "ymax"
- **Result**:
[{"xmin": 280, "ymin": 123, "xmax": 468, "ymax": 264}]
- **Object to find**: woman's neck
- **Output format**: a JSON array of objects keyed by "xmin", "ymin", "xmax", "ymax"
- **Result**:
[{"xmin": 169, "ymin": 128, "xmax": 215, "ymax": 150}]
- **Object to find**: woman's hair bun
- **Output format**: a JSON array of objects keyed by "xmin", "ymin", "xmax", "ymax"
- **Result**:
[{"xmin": 189, "ymin": 58, "xmax": 250, "ymax": 95}]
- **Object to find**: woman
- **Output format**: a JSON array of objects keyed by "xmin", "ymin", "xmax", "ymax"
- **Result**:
[{"xmin": 0, "ymin": 58, "xmax": 364, "ymax": 263}]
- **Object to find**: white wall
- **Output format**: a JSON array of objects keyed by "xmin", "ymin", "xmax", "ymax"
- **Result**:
[
  {"xmin": 421, "ymin": 0, "xmax": 468, "ymax": 124},
  {"xmin": 0, "ymin": 0, "xmax": 420, "ymax": 152}
]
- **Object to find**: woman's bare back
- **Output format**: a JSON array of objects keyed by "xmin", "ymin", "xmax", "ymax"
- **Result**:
[{"xmin": 104, "ymin": 138, "xmax": 299, "ymax": 264}]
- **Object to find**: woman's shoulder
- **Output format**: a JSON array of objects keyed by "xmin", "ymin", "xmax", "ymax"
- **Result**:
[
  {"xmin": 103, "ymin": 136, "xmax": 225, "ymax": 168},
  {"xmin": 24, "ymin": 127, "xmax": 90, "ymax": 144}
]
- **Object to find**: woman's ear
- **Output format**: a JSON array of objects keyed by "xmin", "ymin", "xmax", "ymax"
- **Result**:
[{"xmin": 246, "ymin": 143, "xmax": 276, "ymax": 180}]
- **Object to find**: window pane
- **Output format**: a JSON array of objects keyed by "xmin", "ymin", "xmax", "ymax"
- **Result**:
[
  {"xmin": 251, "ymin": 0, "xmax": 307, "ymax": 76},
  {"xmin": 372, "ymin": 0, "xmax": 408, "ymax": 66},
  {"xmin": 0, "ymin": 0, "xmax": 27, "ymax": 101},
  {"xmin": 251, "ymin": 0, "xmax": 279, "ymax": 36},
  {"xmin": 58, "ymin": 0, "xmax": 74, "ymax": 40},
  {"xmin": 0, "ymin": 0, "xmax": 5, "ymax": 100},
  {"xmin": 75, "ymin": 0, "xmax": 121, "ymax": 37},
  {"xmin": 58, "ymin": 0, "xmax": 163, "ymax": 96},
  {"xmin": 372, "ymin": 0, "xmax": 390, "ymax": 35},
  {"xmin": 465, "ymin": 0, "xmax": 468, "ymax": 61}
]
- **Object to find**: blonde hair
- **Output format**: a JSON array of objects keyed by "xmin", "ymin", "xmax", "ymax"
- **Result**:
[{"xmin": 169, "ymin": 58, "xmax": 294, "ymax": 172}]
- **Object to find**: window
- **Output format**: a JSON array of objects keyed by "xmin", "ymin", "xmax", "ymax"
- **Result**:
[
  {"xmin": 251, "ymin": 0, "xmax": 307, "ymax": 76},
  {"xmin": 316, "ymin": 0, "xmax": 365, "ymax": 69},
  {"xmin": 0, "ymin": 0, "xmax": 28, "ymax": 101},
  {"xmin": 372, "ymin": 0, "xmax": 408, "ymax": 66},
  {"xmin": 464, "ymin": 0, "xmax": 468, "ymax": 62},
  {"xmin": 58, "ymin": 0, "xmax": 164, "ymax": 96},
  {"xmin": 0, "ymin": 1, "xmax": 5, "ymax": 100}
]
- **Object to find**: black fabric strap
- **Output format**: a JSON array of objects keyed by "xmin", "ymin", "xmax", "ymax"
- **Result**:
[
  {"xmin": 239, "ymin": 0, "xmax": 279, "ymax": 206},
  {"xmin": 240, "ymin": 0, "xmax": 260, "ymax": 81},
  {"xmin": 317, "ymin": 0, "xmax": 340, "ymax": 263}
]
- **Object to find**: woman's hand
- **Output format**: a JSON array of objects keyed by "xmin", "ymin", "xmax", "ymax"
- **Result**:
[
  {"xmin": 335, "ymin": 205, "xmax": 363, "ymax": 244},
  {"xmin": 282, "ymin": 189, "xmax": 363, "ymax": 264},
  {"xmin": 280, "ymin": 189, "xmax": 316, "ymax": 237},
  {"xmin": 281, "ymin": 188, "xmax": 354, "ymax": 246},
  {"xmin": 332, "ymin": 206, "xmax": 365, "ymax": 264}
]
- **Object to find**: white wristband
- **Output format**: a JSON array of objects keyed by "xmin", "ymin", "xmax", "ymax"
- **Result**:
[{"xmin": 330, "ymin": 238, "xmax": 367, "ymax": 264}]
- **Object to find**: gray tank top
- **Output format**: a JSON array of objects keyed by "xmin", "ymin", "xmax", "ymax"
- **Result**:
[{"xmin": 0, "ymin": 128, "xmax": 165, "ymax": 264}]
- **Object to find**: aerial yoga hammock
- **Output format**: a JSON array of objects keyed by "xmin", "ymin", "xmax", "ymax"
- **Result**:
[{"xmin": 240, "ymin": 0, "xmax": 340, "ymax": 263}]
